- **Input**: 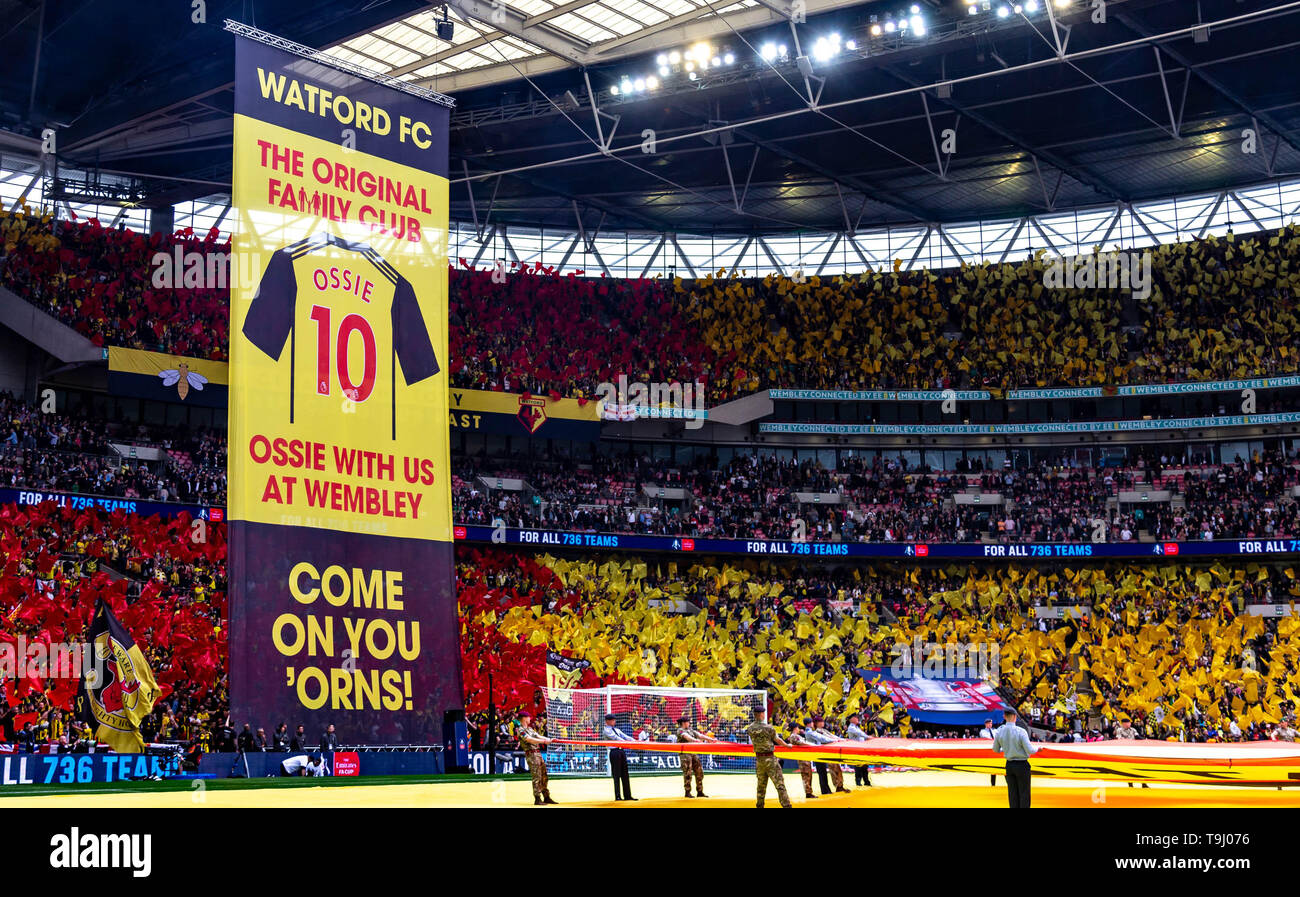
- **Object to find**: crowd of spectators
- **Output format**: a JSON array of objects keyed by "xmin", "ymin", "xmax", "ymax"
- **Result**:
[
  {"xmin": 447, "ymin": 263, "xmax": 716, "ymax": 399},
  {"xmin": 461, "ymin": 547, "xmax": 1300, "ymax": 743},
  {"xmin": 1, "ymin": 210, "xmax": 230, "ymax": 359},
  {"xmin": 8, "ymin": 210, "xmax": 1300, "ymax": 756},
  {"xmin": 4, "ymin": 492, "xmax": 1296, "ymax": 751},
  {"xmin": 680, "ymin": 228, "xmax": 1300, "ymax": 397},
  {"xmin": 1, "ymin": 391, "xmax": 105, "ymax": 454},
  {"xmin": 164, "ymin": 429, "xmax": 228, "ymax": 504},
  {"xmin": 8, "ymin": 376, "xmax": 1300, "ymax": 545},
  {"xmin": 1, "ymin": 392, "xmax": 227, "ymax": 504},
  {"xmin": 453, "ymin": 447, "xmax": 1300, "ymax": 543},
  {"xmin": 0, "ymin": 500, "xmax": 226, "ymax": 752},
  {"xmin": 7, "ymin": 211, "xmax": 1300, "ymax": 400}
]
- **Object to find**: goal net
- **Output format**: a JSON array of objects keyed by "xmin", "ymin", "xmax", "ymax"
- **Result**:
[{"xmin": 541, "ymin": 684, "xmax": 768, "ymax": 776}]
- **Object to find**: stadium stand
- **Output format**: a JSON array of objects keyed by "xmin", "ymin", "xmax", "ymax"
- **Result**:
[
  {"xmin": 454, "ymin": 449, "xmax": 1300, "ymax": 542},
  {"xmin": 1, "ymin": 392, "xmax": 227, "ymax": 504},
  {"xmin": 7, "ymin": 475, "xmax": 1297, "ymax": 752},
  {"xmin": 12, "ymin": 0, "xmax": 1300, "ymax": 853},
  {"xmin": 8, "ymin": 211, "xmax": 1300, "ymax": 399},
  {"xmin": 0, "ymin": 502, "xmax": 225, "ymax": 750},
  {"xmin": 3, "ymin": 45, "xmax": 1300, "ymax": 771},
  {"xmin": 1, "ymin": 211, "xmax": 231, "ymax": 360},
  {"xmin": 4, "ymin": 241, "xmax": 1300, "ymax": 751},
  {"xmin": 457, "ymin": 547, "xmax": 1300, "ymax": 744},
  {"xmin": 11, "ymin": 380, "xmax": 1300, "ymax": 544}
]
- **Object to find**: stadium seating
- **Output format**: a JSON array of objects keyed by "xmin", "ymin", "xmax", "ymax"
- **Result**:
[
  {"xmin": 7, "ymin": 213, "xmax": 1300, "ymax": 753},
  {"xmin": 447, "ymin": 264, "xmax": 716, "ymax": 398},
  {"xmin": 5, "ymin": 492, "xmax": 1297, "ymax": 749},
  {"xmin": 1, "ymin": 393, "xmax": 227, "ymax": 504},
  {"xmin": 7, "ymin": 212, "xmax": 1300, "ymax": 398},
  {"xmin": 1, "ymin": 211, "xmax": 231, "ymax": 360},
  {"xmin": 0, "ymin": 502, "xmax": 226, "ymax": 749},
  {"xmin": 458, "ymin": 547, "xmax": 1300, "ymax": 744},
  {"xmin": 7, "ymin": 381, "xmax": 1300, "ymax": 542},
  {"xmin": 453, "ymin": 450, "xmax": 1300, "ymax": 542}
]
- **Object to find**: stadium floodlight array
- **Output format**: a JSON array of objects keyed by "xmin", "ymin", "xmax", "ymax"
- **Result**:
[{"xmin": 541, "ymin": 685, "xmax": 768, "ymax": 776}]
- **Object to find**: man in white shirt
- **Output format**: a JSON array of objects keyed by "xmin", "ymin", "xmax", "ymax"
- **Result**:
[
  {"xmin": 807, "ymin": 717, "xmax": 850, "ymax": 794},
  {"xmin": 978, "ymin": 718, "xmax": 997, "ymax": 786},
  {"xmin": 992, "ymin": 710, "xmax": 1039, "ymax": 808},
  {"xmin": 602, "ymin": 713, "xmax": 637, "ymax": 801},
  {"xmin": 844, "ymin": 713, "xmax": 872, "ymax": 787},
  {"xmin": 279, "ymin": 752, "xmax": 328, "ymax": 777}
]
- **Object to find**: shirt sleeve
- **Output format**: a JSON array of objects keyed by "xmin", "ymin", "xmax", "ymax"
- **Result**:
[
  {"xmin": 391, "ymin": 277, "xmax": 440, "ymax": 385},
  {"xmin": 242, "ymin": 248, "xmax": 297, "ymax": 360}
]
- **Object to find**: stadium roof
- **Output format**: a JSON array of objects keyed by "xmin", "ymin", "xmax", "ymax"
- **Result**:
[
  {"xmin": 4, "ymin": 0, "xmax": 1300, "ymax": 236},
  {"xmin": 323, "ymin": 0, "xmax": 781, "ymax": 91}
]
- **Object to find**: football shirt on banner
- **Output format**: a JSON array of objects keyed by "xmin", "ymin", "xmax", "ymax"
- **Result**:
[{"xmin": 243, "ymin": 233, "xmax": 439, "ymax": 439}]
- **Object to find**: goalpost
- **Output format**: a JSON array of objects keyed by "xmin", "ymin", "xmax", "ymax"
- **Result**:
[{"xmin": 541, "ymin": 684, "xmax": 768, "ymax": 776}]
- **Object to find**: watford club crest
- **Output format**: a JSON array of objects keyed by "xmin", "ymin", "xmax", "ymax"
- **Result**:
[
  {"xmin": 517, "ymin": 395, "xmax": 548, "ymax": 434},
  {"xmin": 83, "ymin": 633, "xmax": 140, "ymax": 715},
  {"xmin": 75, "ymin": 600, "xmax": 161, "ymax": 752}
]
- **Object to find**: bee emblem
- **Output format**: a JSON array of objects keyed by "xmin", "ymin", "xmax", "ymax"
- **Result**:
[{"xmin": 159, "ymin": 362, "xmax": 209, "ymax": 401}]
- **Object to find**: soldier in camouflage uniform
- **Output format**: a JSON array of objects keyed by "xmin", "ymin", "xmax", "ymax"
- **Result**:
[
  {"xmin": 675, "ymin": 715, "xmax": 713, "ymax": 797},
  {"xmin": 746, "ymin": 707, "xmax": 792, "ymax": 808},
  {"xmin": 516, "ymin": 710, "xmax": 558, "ymax": 805},
  {"xmin": 787, "ymin": 723, "xmax": 817, "ymax": 799}
]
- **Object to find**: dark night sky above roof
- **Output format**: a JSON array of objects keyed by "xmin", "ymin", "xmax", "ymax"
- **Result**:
[{"xmin": 3, "ymin": 0, "xmax": 1299, "ymax": 235}]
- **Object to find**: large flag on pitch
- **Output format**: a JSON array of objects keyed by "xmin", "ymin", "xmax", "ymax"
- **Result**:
[{"xmin": 75, "ymin": 600, "xmax": 161, "ymax": 752}]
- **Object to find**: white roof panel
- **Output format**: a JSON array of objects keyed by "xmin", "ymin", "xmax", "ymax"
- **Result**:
[{"xmin": 325, "ymin": 0, "xmax": 762, "ymax": 83}]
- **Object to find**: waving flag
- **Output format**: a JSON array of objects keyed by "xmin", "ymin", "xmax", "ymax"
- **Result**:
[
  {"xmin": 546, "ymin": 650, "xmax": 592, "ymax": 690},
  {"xmin": 75, "ymin": 600, "xmax": 160, "ymax": 752}
]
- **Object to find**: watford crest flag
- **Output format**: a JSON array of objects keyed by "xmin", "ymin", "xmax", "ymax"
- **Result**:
[{"xmin": 75, "ymin": 601, "xmax": 161, "ymax": 753}]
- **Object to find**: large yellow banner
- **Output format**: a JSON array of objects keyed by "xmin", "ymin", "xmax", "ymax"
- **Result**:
[
  {"xmin": 227, "ymin": 27, "xmax": 459, "ymax": 744},
  {"xmin": 229, "ymin": 121, "xmax": 451, "ymax": 540}
]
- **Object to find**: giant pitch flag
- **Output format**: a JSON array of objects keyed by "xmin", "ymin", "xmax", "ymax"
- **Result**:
[
  {"xmin": 75, "ymin": 600, "xmax": 161, "ymax": 753},
  {"xmin": 227, "ymin": 24, "xmax": 459, "ymax": 744}
]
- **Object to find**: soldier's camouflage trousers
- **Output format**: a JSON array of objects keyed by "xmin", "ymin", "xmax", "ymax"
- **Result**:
[
  {"xmin": 525, "ymin": 751, "xmax": 550, "ymax": 799},
  {"xmin": 797, "ymin": 760, "xmax": 814, "ymax": 796},
  {"xmin": 682, "ymin": 754, "xmax": 704, "ymax": 795},
  {"xmin": 755, "ymin": 756, "xmax": 792, "ymax": 808}
]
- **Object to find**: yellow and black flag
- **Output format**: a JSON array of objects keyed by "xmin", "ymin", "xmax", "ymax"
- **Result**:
[
  {"xmin": 545, "ymin": 651, "xmax": 591, "ymax": 691},
  {"xmin": 75, "ymin": 600, "xmax": 161, "ymax": 753}
]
